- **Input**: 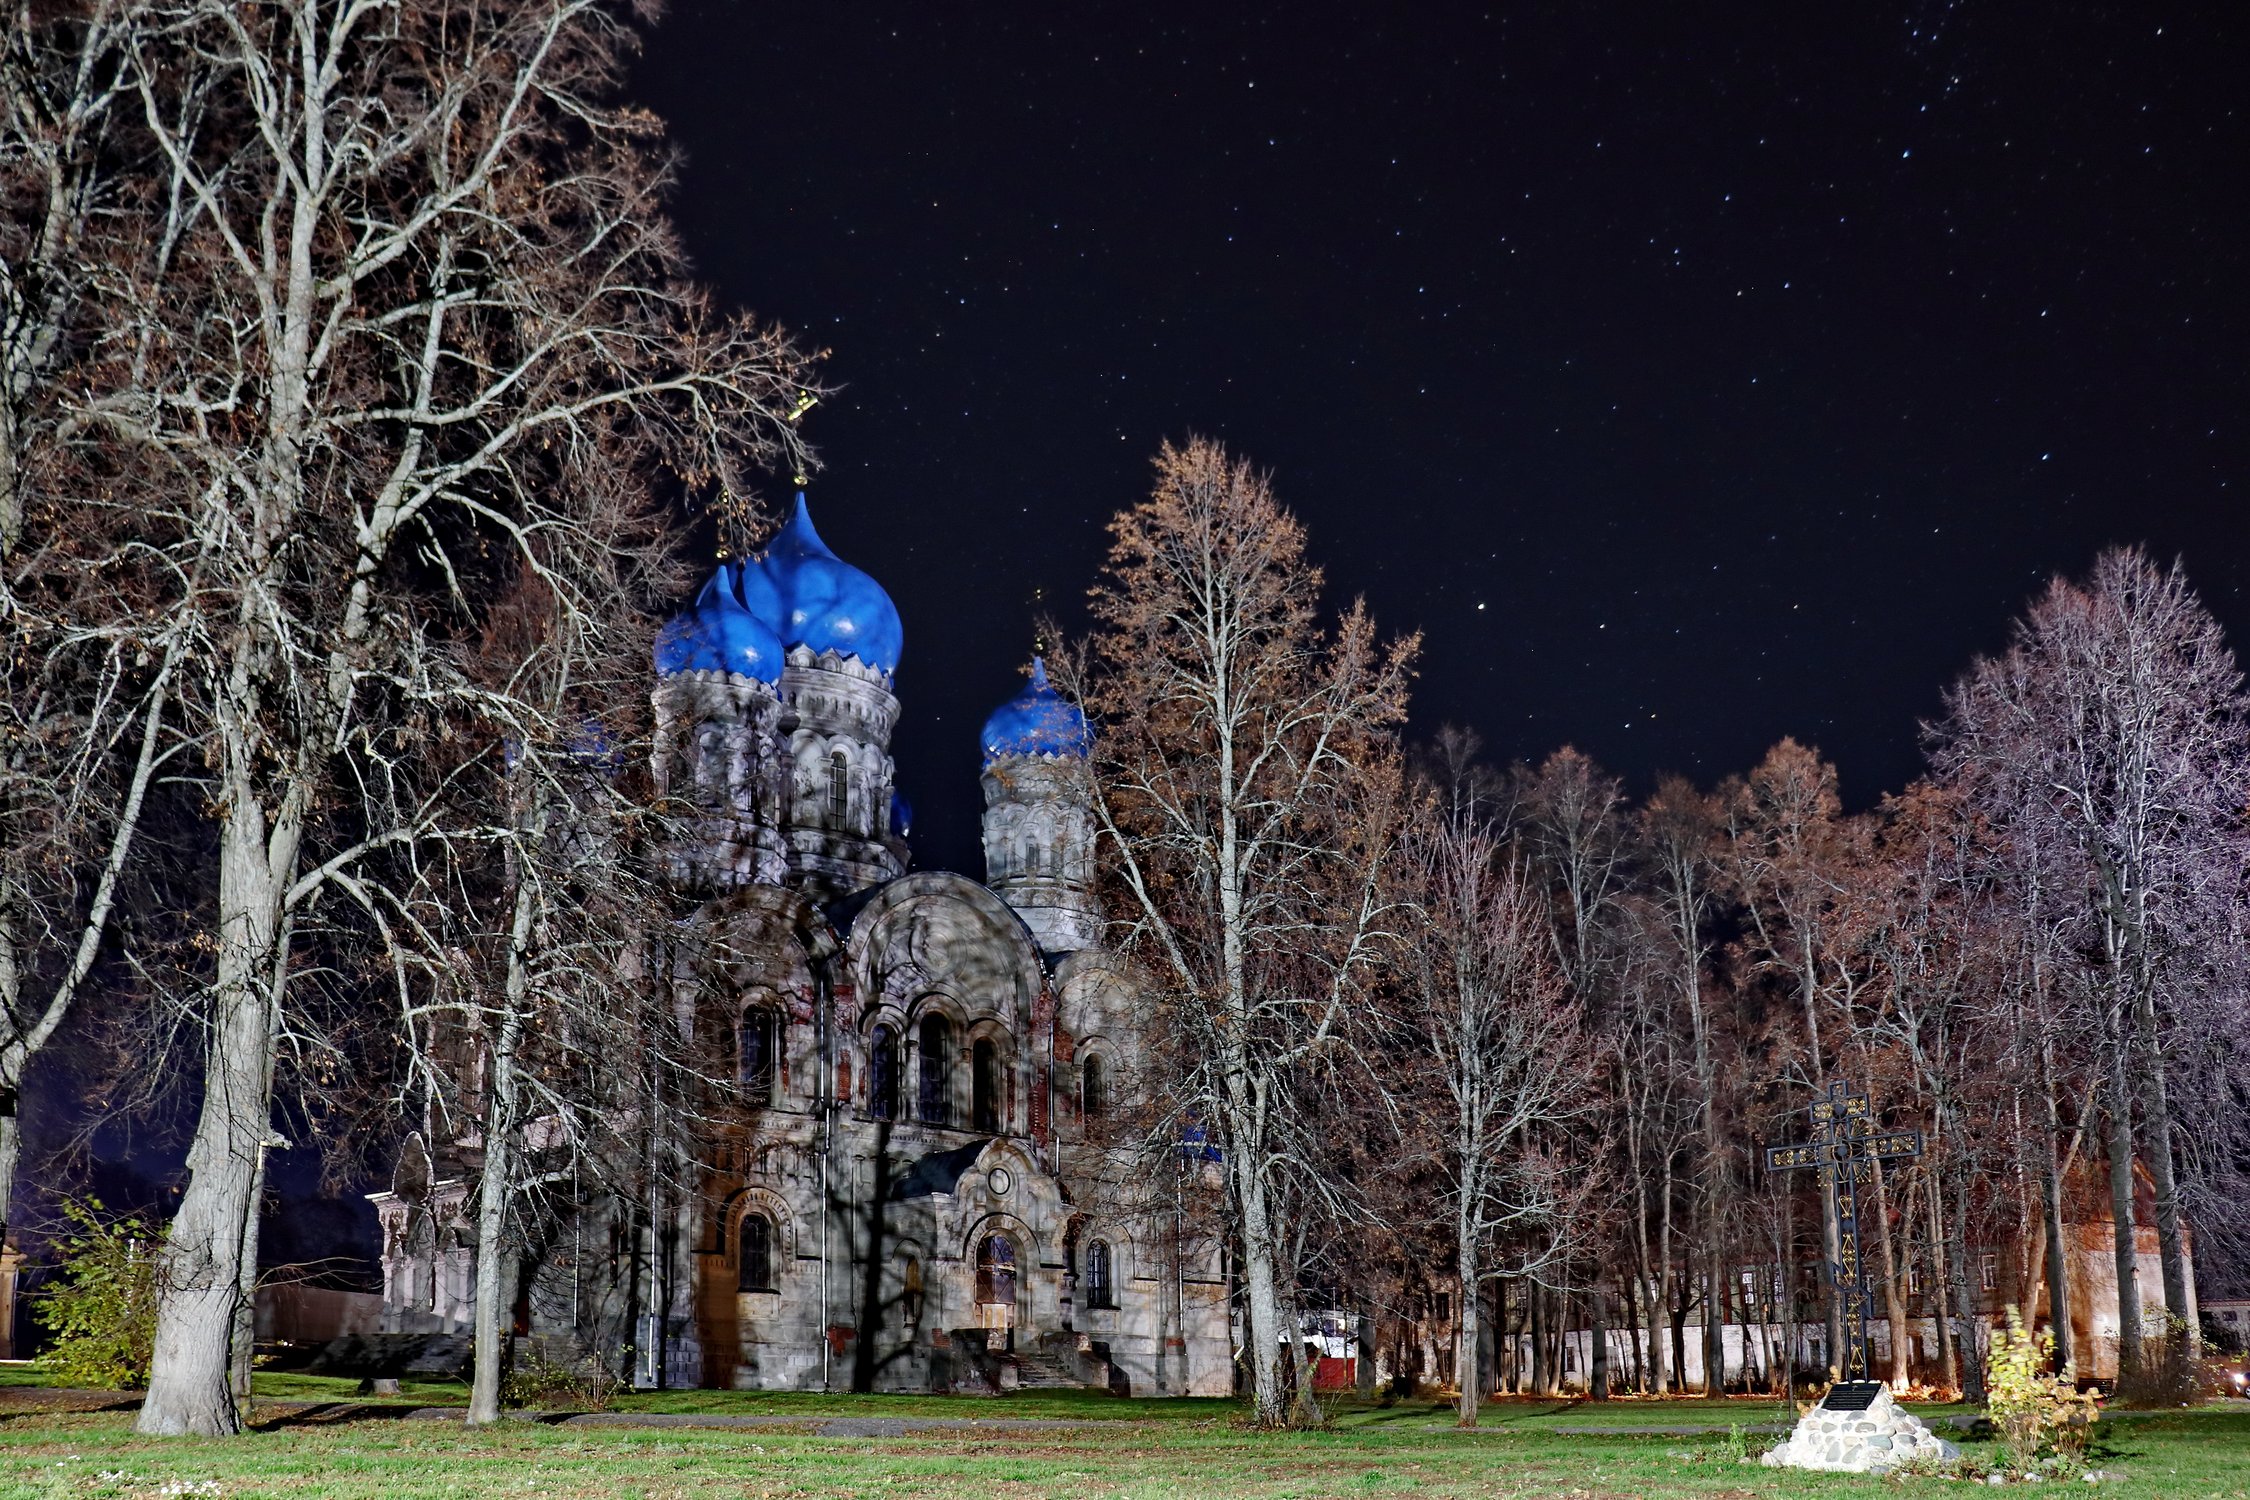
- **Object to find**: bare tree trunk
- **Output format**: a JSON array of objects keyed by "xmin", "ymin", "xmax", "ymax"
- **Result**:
[
  {"xmin": 1704, "ymin": 1240, "xmax": 1726, "ymax": 1397},
  {"xmin": 1871, "ymin": 1162, "xmax": 1909, "ymax": 1390},
  {"xmin": 2104, "ymin": 1052, "xmax": 2144, "ymax": 1377},
  {"xmin": 1456, "ymin": 1231, "xmax": 1479, "ymax": 1426},
  {"xmin": 467, "ymin": 1108, "xmax": 515, "ymax": 1425},
  {"xmin": 2040, "ymin": 1040, "xmax": 2076, "ymax": 1375},
  {"xmin": 138, "ymin": 793, "xmax": 290, "ymax": 1436},
  {"xmin": 2130, "ymin": 992, "xmax": 2193, "ymax": 1348},
  {"xmin": 2043, "ymin": 1144, "xmax": 2073, "ymax": 1374},
  {"xmin": 0, "ymin": 1105, "xmax": 15, "ymax": 1257},
  {"xmin": 1655, "ymin": 1183, "xmax": 1676, "ymax": 1393},
  {"xmin": 1947, "ymin": 1166, "xmax": 1987, "ymax": 1404},
  {"xmin": 1234, "ymin": 1152, "xmax": 1287, "ymax": 1426},
  {"xmin": 1927, "ymin": 1171, "xmax": 1956, "ymax": 1394},
  {"xmin": 1669, "ymin": 1264, "xmax": 1689, "ymax": 1394},
  {"xmin": 1529, "ymin": 1279, "xmax": 1548, "ymax": 1396},
  {"xmin": 1589, "ymin": 1281, "xmax": 1609, "ymax": 1400},
  {"xmin": 467, "ymin": 1001, "xmax": 527, "ymax": 1419}
]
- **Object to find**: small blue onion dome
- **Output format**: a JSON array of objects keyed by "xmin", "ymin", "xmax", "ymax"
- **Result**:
[
  {"xmin": 652, "ymin": 565, "xmax": 786, "ymax": 683},
  {"xmin": 889, "ymin": 788, "xmax": 914, "ymax": 840},
  {"xmin": 747, "ymin": 493, "xmax": 903, "ymax": 674},
  {"xmin": 980, "ymin": 658, "xmax": 1092, "ymax": 767}
]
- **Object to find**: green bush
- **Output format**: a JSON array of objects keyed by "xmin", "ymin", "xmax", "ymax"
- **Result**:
[
  {"xmin": 1985, "ymin": 1308, "xmax": 2101, "ymax": 1471},
  {"xmin": 35, "ymin": 1199, "xmax": 163, "ymax": 1389},
  {"xmin": 502, "ymin": 1341, "xmax": 620, "ymax": 1410}
]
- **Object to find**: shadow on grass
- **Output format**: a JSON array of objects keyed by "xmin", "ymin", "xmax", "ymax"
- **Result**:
[
  {"xmin": 0, "ymin": 1394, "xmax": 142, "ymax": 1421},
  {"xmin": 249, "ymin": 1400, "xmax": 431, "ymax": 1432}
]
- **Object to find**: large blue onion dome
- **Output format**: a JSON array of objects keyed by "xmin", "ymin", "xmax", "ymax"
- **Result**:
[
  {"xmin": 652, "ymin": 565, "xmax": 786, "ymax": 683},
  {"xmin": 980, "ymin": 658, "xmax": 1092, "ymax": 767},
  {"xmin": 745, "ymin": 493, "xmax": 903, "ymax": 674}
]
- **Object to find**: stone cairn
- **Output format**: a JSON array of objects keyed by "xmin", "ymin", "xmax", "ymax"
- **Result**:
[{"xmin": 1761, "ymin": 1381, "xmax": 1960, "ymax": 1474}]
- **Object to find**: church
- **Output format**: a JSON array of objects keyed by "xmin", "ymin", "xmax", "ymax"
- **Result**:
[{"xmin": 370, "ymin": 496, "xmax": 1232, "ymax": 1396}]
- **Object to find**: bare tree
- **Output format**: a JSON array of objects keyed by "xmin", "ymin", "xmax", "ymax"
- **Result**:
[
  {"xmin": 21, "ymin": 0, "xmax": 821, "ymax": 1435},
  {"xmin": 373, "ymin": 571, "xmax": 713, "ymax": 1425},
  {"xmin": 0, "ymin": 0, "xmax": 187, "ymax": 1261},
  {"xmin": 1640, "ymin": 776, "xmax": 1734, "ymax": 1394},
  {"xmin": 1932, "ymin": 547, "xmax": 2250, "ymax": 1364},
  {"xmin": 1401, "ymin": 744, "xmax": 1591, "ymax": 1425},
  {"xmin": 1720, "ymin": 740, "xmax": 1863, "ymax": 1377},
  {"xmin": 1062, "ymin": 436, "xmax": 1415, "ymax": 1427},
  {"xmin": 1604, "ymin": 894, "xmax": 1697, "ymax": 1394}
]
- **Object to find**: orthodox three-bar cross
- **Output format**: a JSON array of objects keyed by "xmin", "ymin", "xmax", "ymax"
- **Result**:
[{"xmin": 1764, "ymin": 1080, "xmax": 1923, "ymax": 1384}]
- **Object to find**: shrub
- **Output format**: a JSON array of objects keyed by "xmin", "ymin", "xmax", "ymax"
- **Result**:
[
  {"xmin": 1985, "ymin": 1308, "xmax": 2100, "ymax": 1471},
  {"xmin": 35, "ymin": 1199, "xmax": 162, "ymax": 1389},
  {"xmin": 501, "ymin": 1341, "xmax": 619, "ymax": 1410},
  {"xmin": 2113, "ymin": 1312, "xmax": 2220, "ymax": 1408}
]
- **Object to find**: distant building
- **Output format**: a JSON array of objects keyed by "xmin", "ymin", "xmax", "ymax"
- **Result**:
[{"xmin": 369, "ymin": 496, "xmax": 1229, "ymax": 1394}]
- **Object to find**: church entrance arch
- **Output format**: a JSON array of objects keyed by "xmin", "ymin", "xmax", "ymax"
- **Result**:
[{"xmin": 975, "ymin": 1233, "xmax": 1019, "ymax": 1350}]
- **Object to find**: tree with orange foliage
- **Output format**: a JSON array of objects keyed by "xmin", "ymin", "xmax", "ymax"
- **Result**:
[{"xmin": 1062, "ymin": 437, "xmax": 1416, "ymax": 1427}]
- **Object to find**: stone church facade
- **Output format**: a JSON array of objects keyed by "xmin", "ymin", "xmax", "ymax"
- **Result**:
[{"xmin": 371, "ymin": 497, "xmax": 1231, "ymax": 1396}]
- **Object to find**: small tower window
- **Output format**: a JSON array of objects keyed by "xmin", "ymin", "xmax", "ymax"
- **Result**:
[
  {"xmin": 1085, "ymin": 1240, "xmax": 1115, "ymax": 1308},
  {"xmin": 918, "ymin": 1014, "xmax": 951, "ymax": 1126},
  {"xmin": 828, "ymin": 751, "xmax": 849, "ymax": 817},
  {"xmin": 695, "ymin": 722, "xmax": 728, "ymax": 804},
  {"xmin": 972, "ymin": 1038, "xmax": 1000, "ymax": 1134},
  {"xmin": 739, "ymin": 1009, "xmax": 778, "ymax": 1102},
  {"xmin": 1081, "ymin": 1054, "xmax": 1106, "ymax": 1122},
  {"xmin": 870, "ymin": 1024, "xmax": 899, "ymax": 1121},
  {"xmin": 738, "ymin": 1214, "xmax": 775, "ymax": 1293}
]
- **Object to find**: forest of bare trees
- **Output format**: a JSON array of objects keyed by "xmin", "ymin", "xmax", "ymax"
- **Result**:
[{"xmin": 1066, "ymin": 440, "xmax": 2250, "ymax": 1428}]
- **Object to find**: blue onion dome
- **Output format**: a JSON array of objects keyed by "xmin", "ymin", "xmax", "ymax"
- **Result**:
[
  {"xmin": 980, "ymin": 658, "xmax": 1092, "ymax": 767},
  {"xmin": 889, "ymin": 788, "xmax": 914, "ymax": 839},
  {"xmin": 747, "ymin": 493, "xmax": 903, "ymax": 674},
  {"xmin": 652, "ymin": 565, "xmax": 786, "ymax": 683}
]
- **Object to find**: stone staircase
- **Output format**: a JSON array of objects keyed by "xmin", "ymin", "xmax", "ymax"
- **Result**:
[{"xmin": 1008, "ymin": 1349, "xmax": 1100, "ymax": 1391}]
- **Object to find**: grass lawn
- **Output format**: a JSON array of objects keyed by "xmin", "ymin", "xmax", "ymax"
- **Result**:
[{"xmin": 0, "ymin": 1377, "xmax": 2244, "ymax": 1499}]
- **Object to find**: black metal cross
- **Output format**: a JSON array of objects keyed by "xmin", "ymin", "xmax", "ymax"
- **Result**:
[{"xmin": 1764, "ymin": 1080, "xmax": 1923, "ymax": 1382}]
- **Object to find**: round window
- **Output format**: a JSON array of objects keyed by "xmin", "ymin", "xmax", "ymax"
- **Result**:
[{"xmin": 988, "ymin": 1167, "xmax": 1012, "ymax": 1197}]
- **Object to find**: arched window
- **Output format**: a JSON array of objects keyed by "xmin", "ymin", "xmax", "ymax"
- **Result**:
[
  {"xmin": 972, "ymin": 1038, "xmax": 1000, "ymax": 1134},
  {"xmin": 917, "ymin": 1014, "xmax": 951, "ymax": 1126},
  {"xmin": 694, "ymin": 721, "xmax": 728, "ymax": 804},
  {"xmin": 1081, "ymin": 1054, "xmax": 1106, "ymax": 1122},
  {"xmin": 1085, "ymin": 1239, "xmax": 1115, "ymax": 1308},
  {"xmin": 870, "ymin": 1024, "xmax": 899, "ymax": 1121},
  {"xmin": 1025, "ymin": 842, "xmax": 1043, "ymax": 875},
  {"xmin": 738, "ymin": 1213, "xmax": 774, "ymax": 1293},
  {"xmin": 903, "ymin": 1256, "xmax": 926, "ymax": 1323},
  {"xmin": 739, "ymin": 1008, "xmax": 777, "ymax": 1102},
  {"xmin": 828, "ymin": 751, "xmax": 849, "ymax": 817}
]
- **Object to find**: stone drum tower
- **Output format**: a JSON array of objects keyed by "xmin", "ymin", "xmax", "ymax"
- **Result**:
[{"xmin": 979, "ymin": 658, "xmax": 1098, "ymax": 952}]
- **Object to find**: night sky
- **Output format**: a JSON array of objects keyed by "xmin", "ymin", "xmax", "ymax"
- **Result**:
[{"xmin": 632, "ymin": 2, "xmax": 2249, "ymax": 877}]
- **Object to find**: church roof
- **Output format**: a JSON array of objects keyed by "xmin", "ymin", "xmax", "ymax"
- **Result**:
[
  {"xmin": 739, "ymin": 493, "xmax": 903, "ymax": 674},
  {"xmin": 652, "ymin": 565, "xmax": 787, "ymax": 683},
  {"xmin": 979, "ymin": 658, "xmax": 1092, "ymax": 767},
  {"xmin": 888, "ymin": 1141, "xmax": 991, "ymax": 1200}
]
